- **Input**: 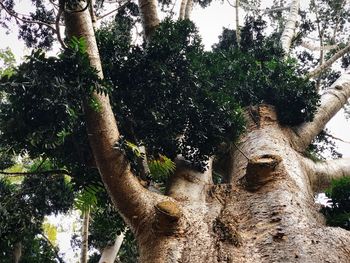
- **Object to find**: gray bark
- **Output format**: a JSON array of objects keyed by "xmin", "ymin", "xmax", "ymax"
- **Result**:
[
  {"xmin": 293, "ymin": 68, "xmax": 350, "ymax": 151},
  {"xmin": 60, "ymin": 2, "xmax": 350, "ymax": 263},
  {"xmin": 98, "ymin": 232, "xmax": 125, "ymax": 263},
  {"xmin": 280, "ymin": 0, "xmax": 300, "ymax": 54},
  {"xmin": 135, "ymin": 105, "xmax": 350, "ymax": 263}
]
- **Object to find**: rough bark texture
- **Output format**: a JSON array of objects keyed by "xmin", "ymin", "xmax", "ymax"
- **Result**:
[
  {"xmin": 280, "ymin": 0, "xmax": 300, "ymax": 54},
  {"xmin": 61, "ymin": 2, "xmax": 350, "ymax": 263},
  {"xmin": 134, "ymin": 105, "xmax": 350, "ymax": 262},
  {"xmin": 179, "ymin": 0, "xmax": 188, "ymax": 20}
]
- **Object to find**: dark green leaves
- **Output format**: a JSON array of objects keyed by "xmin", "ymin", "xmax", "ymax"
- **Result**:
[{"xmin": 321, "ymin": 176, "xmax": 350, "ymax": 230}]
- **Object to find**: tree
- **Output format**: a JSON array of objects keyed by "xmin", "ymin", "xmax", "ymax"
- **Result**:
[{"xmin": 1, "ymin": 0, "xmax": 350, "ymax": 262}]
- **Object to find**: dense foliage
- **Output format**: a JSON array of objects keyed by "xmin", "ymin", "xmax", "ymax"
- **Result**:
[
  {"xmin": 321, "ymin": 176, "xmax": 350, "ymax": 230},
  {"xmin": 0, "ymin": 162, "xmax": 74, "ymax": 262},
  {"xmin": 0, "ymin": 11, "xmax": 321, "ymax": 261}
]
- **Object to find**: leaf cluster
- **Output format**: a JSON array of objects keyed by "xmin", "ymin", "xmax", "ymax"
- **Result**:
[
  {"xmin": 321, "ymin": 176, "xmax": 350, "ymax": 230},
  {"xmin": 0, "ymin": 168, "xmax": 74, "ymax": 261},
  {"xmin": 0, "ymin": 17, "xmax": 319, "ymax": 174},
  {"xmin": 212, "ymin": 17, "xmax": 319, "ymax": 125}
]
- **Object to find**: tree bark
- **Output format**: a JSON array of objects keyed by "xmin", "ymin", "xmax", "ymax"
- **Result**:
[
  {"xmin": 60, "ymin": 2, "xmax": 350, "ymax": 262},
  {"xmin": 11, "ymin": 242, "xmax": 22, "ymax": 263},
  {"xmin": 138, "ymin": 0, "xmax": 160, "ymax": 41},
  {"xmin": 293, "ymin": 67, "xmax": 350, "ymax": 151},
  {"xmin": 63, "ymin": 1, "xmax": 163, "ymax": 234},
  {"xmin": 184, "ymin": 0, "xmax": 193, "ymax": 19},
  {"xmin": 280, "ymin": 0, "xmax": 300, "ymax": 54},
  {"xmin": 134, "ymin": 105, "xmax": 350, "ymax": 262},
  {"xmin": 98, "ymin": 231, "xmax": 125, "ymax": 263},
  {"xmin": 81, "ymin": 209, "xmax": 90, "ymax": 263},
  {"xmin": 235, "ymin": 0, "xmax": 240, "ymax": 45}
]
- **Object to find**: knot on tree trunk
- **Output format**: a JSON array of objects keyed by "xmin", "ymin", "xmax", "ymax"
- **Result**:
[
  {"xmin": 153, "ymin": 200, "xmax": 184, "ymax": 235},
  {"xmin": 243, "ymin": 154, "xmax": 282, "ymax": 191},
  {"xmin": 213, "ymin": 216, "xmax": 242, "ymax": 247},
  {"xmin": 246, "ymin": 104, "xmax": 278, "ymax": 129}
]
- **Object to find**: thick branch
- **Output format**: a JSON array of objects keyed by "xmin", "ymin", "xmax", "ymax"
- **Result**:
[
  {"xmin": 280, "ymin": 0, "xmax": 300, "ymax": 54},
  {"xmin": 308, "ymin": 42, "xmax": 350, "ymax": 78},
  {"xmin": 243, "ymin": 5, "xmax": 291, "ymax": 14},
  {"xmin": 63, "ymin": 3, "xmax": 157, "ymax": 229},
  {"xmin": 138, "ymin": 0, "xmax": 159, "ymax": 42},
  {"xmin": 301, "ymin": 41, "xmax": 338, "ymax": 51},
  {"xmin": 292, "ymin": 68, "xmax": 350, "ymax": 150},
  {"xmin": 303, "ymin": 157, "xmax": 350, "ymax": 190}
]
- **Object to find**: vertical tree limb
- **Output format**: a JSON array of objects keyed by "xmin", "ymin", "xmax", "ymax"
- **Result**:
[
  {"xmin": 184, "ymin": 0, "xmax": 193, "ymax": 19},
  {"xmin": 179, "ymin": 0, "xmax": 188, "ymax": 20},
  {"xmin": 98, "ymin": 231, "xmax": 125, "ymax": 263},
  {"xmin": 235, "ymin": 0, "xmax": 240, "ymax": 45},
  {"xmin": 81, "ymin": 209, "xmax": 90, "ymax": 263},
  {"xmin": 280, "ymin": 0, "xmax": 300, "ymax": 54},
  {"xmin": 138, "ymin": 0, "xmax": 160, "ymax": 42},
  {"xmin": 63, "ymin": 1, "xmax": 159, "ymax": 230}
]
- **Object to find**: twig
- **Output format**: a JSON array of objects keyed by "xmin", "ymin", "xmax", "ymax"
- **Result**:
[
  {"xmin": 0, "ymin": 1, "xmax": 56, "ymax": 32},
  {"xmin": 96, "ymin": 1, "xmax": 130, "ymax": 20},
  {"xmin": 324, "ymin": 131, "xmax": 350, "ymax": 144},
  {"xmin": 0, "ymin": 169, "xmax": 72, "ymax": 177},
  {"xmin": 233, "ymin": 142, "xmax": 249, "ymax": 161},
  {"xmin": 56, "ymin": 1, "xmax": 67, "ymax": 49},
  {"xmin": 39, "ymin": 233, "xmax": 65, "ymax": 263}
]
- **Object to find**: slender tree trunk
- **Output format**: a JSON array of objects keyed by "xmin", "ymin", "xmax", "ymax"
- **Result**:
[
  {"xmin": 235, "ymin": 0, "xmax": 240, "ymax": 45},
  {"xmin": 280, "ymin": 0, "xmax": 300, "ymax": 54},
  {"xmin": 98, "ymin": 232, "xmax": 125, "ymax": 263},
  {"xmin": 81, "ymin": 209, "xmax": 90, "ymax": 263},
  {"xmin": 184, "ymin": 0, "xmax": 193, "ymax": 19},
  {"xmin": 179, "ymin": 0, "xmax": 188, "ymax": 20},
  {"xmin": 138, "ymin": 0, "xmax": 160, "ymax": 41},
  {"xmin": 11, "ymin": 242, "xmax": 22, "ymax": 263}
]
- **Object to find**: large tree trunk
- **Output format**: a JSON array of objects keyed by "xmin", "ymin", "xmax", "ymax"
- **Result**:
[
  {"xmin": 134, "ymin": 105, "xmax": 350, "ymax": 263},
  {"xmin": 61, "ymin": 2, "xmax": 350, "ymax": 262}
]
